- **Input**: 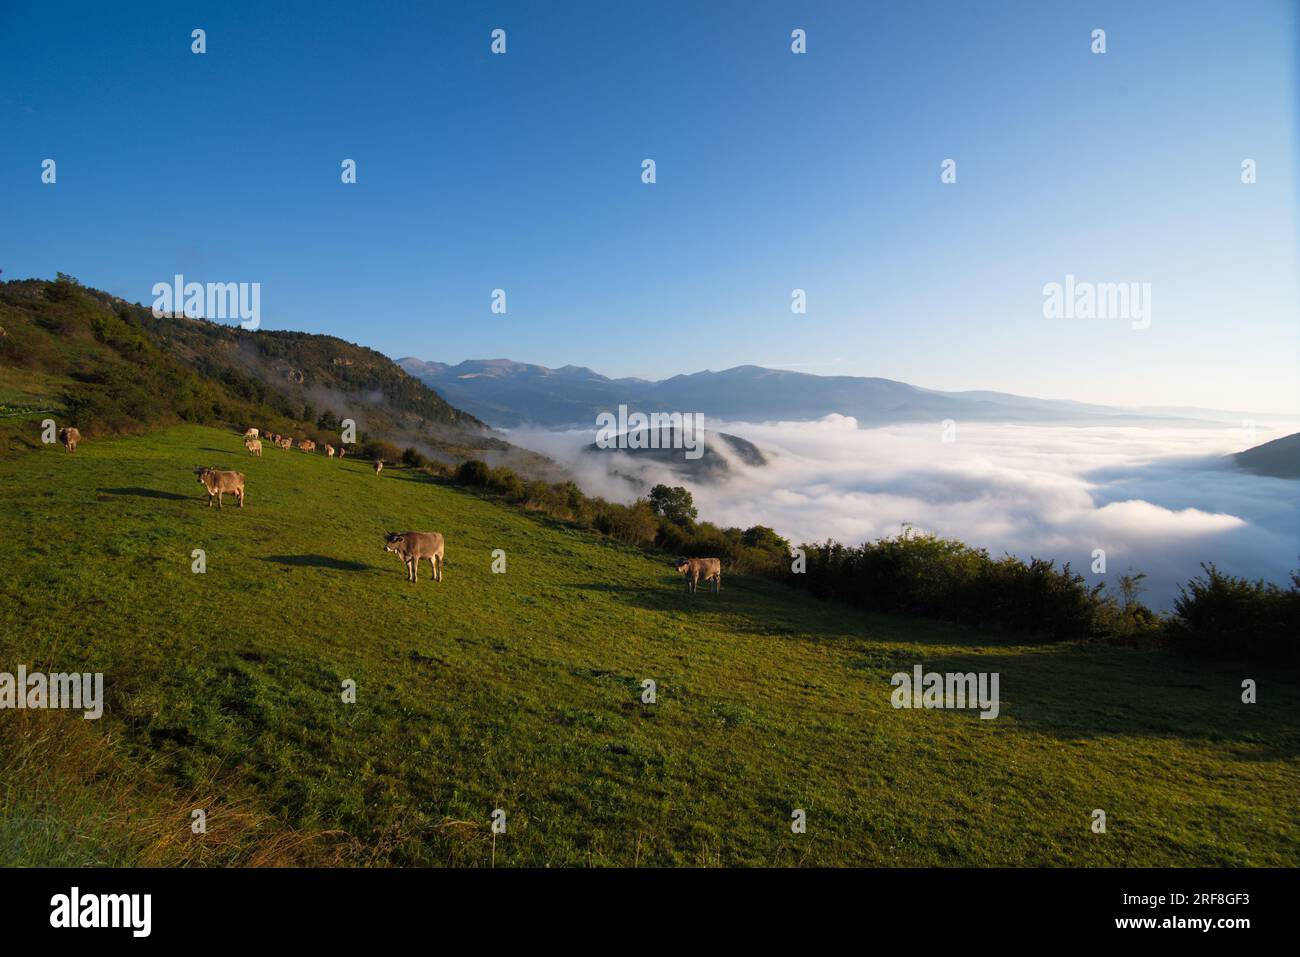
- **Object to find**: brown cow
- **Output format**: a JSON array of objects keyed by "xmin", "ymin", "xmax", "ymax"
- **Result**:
[
  {"xmin": 325, "ymin": 444, "xmax": 335, "ymax": 458},
  {"xmin": 57, "ymin": 427, "xmax": 81, "ymax": 453},
  {"xmin": 374, "ymin": 459, "xmax": 383, "ymax": 476},
  {"xmin": 384, "ymin": 532, "xmax": 444, "ymax": 583},
  {"xmin": 245, "ymin": 438, "xmax": 263, "ymax": 457},
  {"xmin": 675, "ymin": 557, "xmax": 721, "ymax": 594},
  {"xmin": 338, "ymin": 447, "xmax": 347, "ymax": 459},
  {"xmin": 299, "ymin": 439, "xmax": 316, "ymax": 453},
  {"xmin": 278, "ymin": 437, "xmax": 292, "ymax": 450},
  {"xmin": 195, "ymin": 467, "xmax": 245, "ymax": 509}
]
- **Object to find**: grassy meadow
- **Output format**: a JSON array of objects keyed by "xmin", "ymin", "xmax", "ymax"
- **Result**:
[{"xmin": 0, "ymin": 425, "xmax": 1297, "ymax": 866}]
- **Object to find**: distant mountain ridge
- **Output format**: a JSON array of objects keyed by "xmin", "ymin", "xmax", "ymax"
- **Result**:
[{"xmin": 397, "ymin": 357, "xmax": 1247, "ymax": 430}]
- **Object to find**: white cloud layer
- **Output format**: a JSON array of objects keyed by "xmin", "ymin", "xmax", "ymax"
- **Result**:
[{"xmin": 505, "ymin": 418, "xmax": 1300, "ymax": 610}]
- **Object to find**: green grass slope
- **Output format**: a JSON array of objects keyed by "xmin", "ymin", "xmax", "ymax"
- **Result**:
[{"xmin": 1, "ymin": 425, "xmax": 1297, "ymax": 866}]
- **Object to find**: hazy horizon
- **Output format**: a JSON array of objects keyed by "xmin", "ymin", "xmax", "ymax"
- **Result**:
[{"xmin": 394, "ymin": 351, "xmax": 1300, "ymax": 418}]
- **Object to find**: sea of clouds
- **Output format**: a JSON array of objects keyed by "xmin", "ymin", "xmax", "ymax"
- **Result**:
[{"xmin": 505, "ymin": 417, "xmax": 1300, "ymax": 610}]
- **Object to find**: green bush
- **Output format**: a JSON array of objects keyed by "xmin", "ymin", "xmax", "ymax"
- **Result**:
[
  {"xmin": 362, "ymin": 439, "xmax": 403, "ymax": 464},
  {"xmin": 593, "ymin": 501, "xmax": 658, "ymax": 546},
  {"xmin": 455, "ymin": 459, "xmax": 491, "ymax": 486},
  {"xmin": 789, "ymin": 531, "xmax": 1116, "ymax": 643},
  {"xmin": 487, "ymin": 467, "xmax": 525, "ymax": 501},
  {"xmin": 1165, "ymin": 565, "xmax": 1299, "ymax": 660}
]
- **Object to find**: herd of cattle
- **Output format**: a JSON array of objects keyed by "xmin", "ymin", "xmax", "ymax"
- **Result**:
[
  {"xmin": 56, "ymin": 424, "xmax": 722, "ymax": 592},
  {"xmin": 241, "ymin": 427, "xmax": 347, "ymax": 460},
  {"xmin": 195, "ymin": 427, "xmax": 382, "ymax": 509}
]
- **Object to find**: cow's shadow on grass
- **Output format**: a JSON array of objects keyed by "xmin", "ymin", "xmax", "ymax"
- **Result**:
[
  {"xmin": 97, "ymin": 486, "xmax": 189, "ymax": 501},
  {"xmin": 261, "ymin": 554, "xmax": 375, "ymax": 572}
]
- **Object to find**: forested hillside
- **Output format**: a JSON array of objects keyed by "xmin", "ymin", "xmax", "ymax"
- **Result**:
[{"xmin": 0, "ymin": 276, "xmax": 531, "ymax": 467}]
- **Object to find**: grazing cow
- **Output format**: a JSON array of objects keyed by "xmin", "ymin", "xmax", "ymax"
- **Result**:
[
  {"xmin": 300, "ymin": 439, "xmax": 316, "ymax": 453},
  {"xmin": 245, "ymin": 438, "xmax": 263, "ymax": 457},
  {"xmin": 325, "ymin": 444, "xmax": 335, "ymax": 458},
  {"xmin": 338, "ymin": 447, "xmax": 347, "ymax": 459},
  {"xmin": 384, "ymin": 532, "xmax": 445, "ymax": 583},
  {"xmin": 195, "ymin": 467, "xmax": 245, "ymax": 509},
  {"xmin": 374, "ymin": 459, "xmax": 383, "ymax": 476},
  {"xmin": 278, "ymin": 437, "xmax": 292, "ymax": 450},
  {"xmin": 57, "ymin": 427, "xmax": 81, "ymax": 453},
  {"xmin": 675, "ymin": 557, "xmax": 722, "ymax": 594},
  {"xmin": 244, "ymin": 428, "xmax": 259, "ymax": 440}
]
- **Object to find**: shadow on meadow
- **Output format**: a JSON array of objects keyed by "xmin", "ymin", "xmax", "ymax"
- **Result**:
[
  {"xmin": 562, "ymin": 578, "xmax": 1300, "ymax": 755},
  {"xmin": 260, "ymin": 554, "xmax": 375, "ymax": 572},
  {"xmin": 96, "ymin": 486, "xmax": 189, "ymax": 501}
]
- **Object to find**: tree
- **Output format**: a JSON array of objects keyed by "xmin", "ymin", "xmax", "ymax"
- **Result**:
[
  {"xmin": 741, "ymin": 525, "xmax": 789, "ymax": 553},
  {"xmin": 648, "ymin": 484, "xmax": 697, "ymax": 526},
  {"xmin": 456, "ymin": 459, "xmax": 490, "ymax": 486},
  {"xmin": 1117, "ymin": 570, "xmax": 1147, "ymax": 612}
]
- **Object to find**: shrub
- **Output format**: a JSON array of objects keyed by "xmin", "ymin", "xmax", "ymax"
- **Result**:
[
  {"xmin": 487, "ymin": 467, "xmax": 525, "ymax": 501},
  {"xmin": 593, "ymin": 500, "xmax": 658, "ymax": 546},
  {"xmin": 1165, "ymin": 565, "xmax": 1299, "ymax": 660},
  {"xmin": 787, "ymin": 530, "xmax": 1116, "ymax": 643},
  {"xmin": 362, "ymin": 439, "xmax": 402, "ymax": 464},
  {"xmin": 455, "ymin": 459, "xmax": 491, "ymax": 487}
]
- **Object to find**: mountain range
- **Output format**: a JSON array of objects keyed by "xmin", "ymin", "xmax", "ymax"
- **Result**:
[{"xmin": 396, "ymin": 357, "xmax": 1267, "ymax": 430}]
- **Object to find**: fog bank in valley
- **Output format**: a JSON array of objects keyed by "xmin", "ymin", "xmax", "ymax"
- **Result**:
[{"xmin": 505, "ymin": 417, "xmax": 1300, "ymax": 610}]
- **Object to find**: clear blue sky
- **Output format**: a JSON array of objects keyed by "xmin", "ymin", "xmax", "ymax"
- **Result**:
[{"xmin": 2, "ymin": 0, "xmax": 1296, "ymax": 412}]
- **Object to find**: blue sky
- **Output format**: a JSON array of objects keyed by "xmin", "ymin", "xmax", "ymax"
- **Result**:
[{"xmin": 2, "ymin": 0, "xmax": 1297, "ymax": 412}]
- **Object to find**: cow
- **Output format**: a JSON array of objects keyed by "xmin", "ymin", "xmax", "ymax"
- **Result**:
[
  {"xmin": 195, "ymin": 467, "xmax": 245, "ymax": 509},
  {"xmin": 245, "ymin": 438, "xmax": 263, "ymax": 457},
  {"xmin": 325, "ymin": 444, "xmax": 335, "ymax": 458},
  {"xmin": 278, "ymin": 437, "xmax": 292, "ymax": 450},
  {"xmin": 57, "ymin": 427, "xmax": 81, "ymax": 453},
  {"xmin": 675, "ymin": 557, "xmax": 721, "ymax": 594},
  {"xmin": 374, "ymin": 459, "xmax": 383, "ymax": 476},
  {"xmin": 244, "ymin": 428, "xmax": 259, "ymax": 440},
  {"xmin": 384, "ymin": 532, "xmax": 445, "ymax": 583},
  {"xmin": 338, "ymin": 447, "xmax": 347, "ymax": 459},
  {"xmin": 299, "ymin": 439, "xmax": 316, "ymax": 453}
]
